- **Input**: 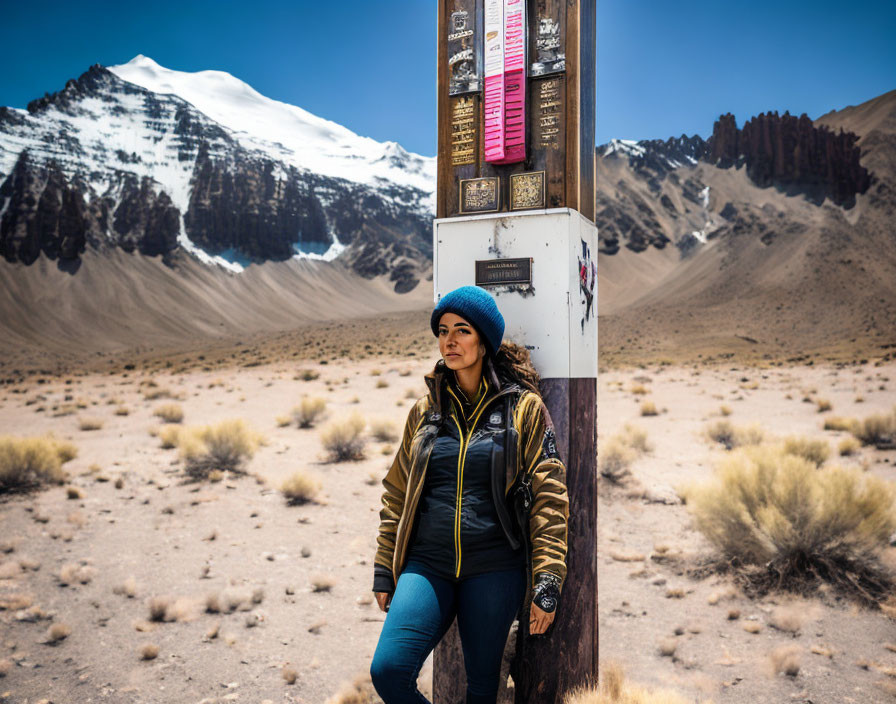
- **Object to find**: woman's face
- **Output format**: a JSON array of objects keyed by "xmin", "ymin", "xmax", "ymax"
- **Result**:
[{"xmin": 437, "ymin": 312, "xmax": 486, "ymax": 372}]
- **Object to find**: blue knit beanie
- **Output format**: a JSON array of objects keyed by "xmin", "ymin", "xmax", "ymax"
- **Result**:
[{"xmin": 431, "ymin": 286, "xmax": 505, "ymax": 357}]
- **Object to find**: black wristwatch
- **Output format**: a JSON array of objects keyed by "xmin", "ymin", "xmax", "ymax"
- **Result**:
[{"xmin": 532, "ymin": 572, "xmax": 561, "ymax": 613}]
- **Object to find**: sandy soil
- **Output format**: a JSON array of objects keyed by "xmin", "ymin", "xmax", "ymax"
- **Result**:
[{"xmin": 0, "ymin": 351, "xmax": 894, "ymax": 703}]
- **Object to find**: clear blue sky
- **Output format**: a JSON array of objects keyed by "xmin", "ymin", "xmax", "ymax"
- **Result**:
[{"xmin": 2, "ymin": 1, "xmax": 894, "ymax": 155}]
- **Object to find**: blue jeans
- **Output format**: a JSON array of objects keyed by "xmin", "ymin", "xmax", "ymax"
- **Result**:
[{"xmin": 370, "ymin": 559, "xmax": 527, "ymax": 704}]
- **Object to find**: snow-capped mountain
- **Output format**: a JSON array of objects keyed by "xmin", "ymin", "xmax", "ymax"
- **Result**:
[
  {"xmin": 109, "ymin": 55, "xmax": 434, "ymax": 196},
  {"xmin": 0, "ymin": 56, "xmax": 434, "ymax": 292}
]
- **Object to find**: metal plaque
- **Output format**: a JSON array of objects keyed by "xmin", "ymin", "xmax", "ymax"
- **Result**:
[
  {"xmin": 510, "ymin": 171, "xmax": 546, "ymax": 210},
  {"xmin": 450, "ymin": 96, "xmax": 477, "ymax": 166},
  {"xmin": 475, "ymin": 257, "xmax": 533, "ymax": 286},
  {"xmin": 448, "ymin": 0, "xmax": 482, "ymax": 95},
  {"xmin": 530, "ymin": 13, "xmax": 565, "ymax": 76},
  {"xmin": 459, "ymin": 177, "xmax": 500, "ymax": 214},
  {"xmin": 535, "ymin": 77, "xmax": 562, "ymax": 150}
]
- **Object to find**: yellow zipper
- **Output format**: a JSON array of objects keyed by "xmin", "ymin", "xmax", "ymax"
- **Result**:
[{"xmin": 446, "ymin": 383, "xmax": 493, "ymax": 578}]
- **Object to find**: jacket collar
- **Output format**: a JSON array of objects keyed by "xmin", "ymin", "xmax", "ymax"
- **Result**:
[{"xmin": 424, "ymin": 356, "xmax": 512, "ymax": 413}]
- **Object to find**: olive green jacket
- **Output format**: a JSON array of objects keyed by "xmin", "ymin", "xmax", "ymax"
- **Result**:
[{"xmin": 372, "ymin": 358, "xmax": 570, "ymax": 597}]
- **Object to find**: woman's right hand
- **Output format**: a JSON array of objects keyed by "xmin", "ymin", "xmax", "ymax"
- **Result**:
[{"xmin": 374, "ymin": 591, "xmax": 393, "ymax": 613}]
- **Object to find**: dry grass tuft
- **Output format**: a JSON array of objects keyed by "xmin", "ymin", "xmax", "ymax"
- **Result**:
[
  {"xmin": 719, "ymin": 405, "xmax": 732, "ymax": 417},
  {"xmin": 324, "ymin": 671, "xmax": 381, "ymax": 704},
  {"xmin": 176, "ymin": 419, "xmax": 264, "ymax": 479},
  {"xmin": 45, "ymin": 622, "xmax": 71, "ymax": 643},
  {"xmin": 684, "ymin": 444, "xmax": 896, "ymax": 603},
  {"xmin": 782, "ymin": 436, "xmax": 830, "ymax": 467},
  {"xmin": 0, "ymin": 435, "xmax": 76, "ymax": 492},
  {"xmin": 560, "ymin": 660, "xmax": 690, "ymax": 704},
  {"xmin": 0, "ymin": 658, "xmax": 11, "ymax": 677},
  {"xmin": 769, "ymin": 603, "xmax": 806, "ymax": 633},
  {"xmin": 113, "ymin": 576, "xmax": 138, "ymax": 598},
  {"xmin": 816, "ymin": 398, "xmax": 833, "ymax": 413},
  {"xmin": 599, "ymin": 424, "xmax": 652, "ymax": 485},
  {"xmin": 281, "ymin": 471, "xmax": 321, "ymax": 505},
  {"xmin": 639, "ymin": 401, "xmax": 659, "ymax": 417},
  {"xmin": 824, "ymin": 416, "xmax": 858, "ymax": 432},
  {"xmin": 276, "ymin": 415, "xmax": 292, "ymax": 427},
  {"xmin": 115, "ymin": 406, "xmax": 130, "ymax": 416},
  {"xmin": 609, "ymin": 550, "xmax": 645, "ymax": 562},
  {"xmin": 66, "ymin": 486, "xmax": 84, "ymax": 500},
  {"xmin": 852, "ymin": 407, "xmax": 896, "ymax": 448},
  {"xmin": 78, "ymin": 417, "xmax": 103, "ymax": 431},
  {"xmin": 769, "ymin": 644, "xmax": 801, "ymax": 677},
  {"xmin": 139, "ymin": 643, "xmax": 159, "ymax": 660},
  {"xmin": 839, "ymin": 436, "xmax": 861, "ymax": 456},
  {"xmin": 742, "ymin": 620, "xmax": 762, "ymax": 633},
  {"xmin": 147, "ymin": 596, "xmax": 171, "ymax": 622},
  {"xmin": 369, "ymin": 419, "xmax": 399, "ymax": 443},
  {"xmin": 321, "ymin": 414, "xmax": 367, "ymax": 462},
  {"xmin": 311, "ymin": 573, "xmax": 336, "ymax": 592},
  {"xmin": 282, "ymin": 665, "xmax": 298, "ymax": 684},
  {"xmin": 292, "ymin": 397, "xmax": 327, "ymax": 428},
  {"xmin": 704, "ymin": 420, "xmax": 764, "ymax": 450},
  {"xmin": 153, "ymin": 404, "xmax": 184, "ymax": 423}
]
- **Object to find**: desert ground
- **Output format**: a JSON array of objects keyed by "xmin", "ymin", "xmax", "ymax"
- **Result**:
[{"xmin": 0, "ymin": 325, "xmax": 895, "ymax": 703}]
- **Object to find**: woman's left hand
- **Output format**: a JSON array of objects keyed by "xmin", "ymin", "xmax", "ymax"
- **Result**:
[{"xmin": 529, "ymin": 601, "xmax": 555, "ymax": 635}]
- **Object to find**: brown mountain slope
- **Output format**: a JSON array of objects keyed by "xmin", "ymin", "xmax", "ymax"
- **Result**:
[
  {"xmin": 598, "ymin": 90, "xmax": 896, "ymax": 366},
  {"xmin": 0, "ymin": 247, "xmax": 431, "ymax": 374}
]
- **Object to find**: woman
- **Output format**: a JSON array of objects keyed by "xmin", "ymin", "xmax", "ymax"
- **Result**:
[{"xmin": 369, "ymin": 285, "xmax": 569, "ymax": 704}]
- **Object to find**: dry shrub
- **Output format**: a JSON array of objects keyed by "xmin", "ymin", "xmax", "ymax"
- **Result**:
[
  {"xmin": 282, "ymin": 665, "xmax": 298, "ymax": 684},
  {"xmin": 560, "ymin": 660, "xmax": 690, "ymax": 704},
  {"xmin": 375, "ymin": 379, "xmax": 389, "ymax": 389},
  {"xmin": 609, "ymin": 550, "xmax": 645, "ymax": 562},
  {"xmin": 46, "ymin": 622, "xmax": 71, "ymax": 643},
  {"xmin": 719, "ymin": 405, "xmax": 732, "ymax": 417},
  {"xmin": 630, "ymin": 384, "xmax": 648, "ymax": 395},
  {"xmin": 178, "ymin": 420, "xmax": 264, "ymax": 479},
  {"xmin": 599, "ymin": 424, "xmax": 651, "ymax": 484},
  {"xmin": 276, "ymin": 415, "xmax": 292, "ymax": 427},
  {"xmin": 158, "ymin": 426, "xmax": 181, "ymax": 449},
  {"xmin": 143, "ymin": 387, "xmax": 174, "ymax": 400},
  {"xmin": 658, "ymin": 637, "xmax": 678, "ymax": 656},
  {"xmin": 281, "ymin": 471, "xmax": 321, "ymax": 505},
  {"xmin": 704, "ymin": 420, "xmax": 764, "ymax": 450},
  {"xmin": 140, "ymin": 643, "xmax": 159, "ymax": 660},
  {"xmin": 0, "ymin": 658, "xmax": 11, "ymax": 677},
  {"xmin": 115, "ymin": 406, "xmax": 130, "ymax": 416},
  {"xmin": 685, "ymin": 444, "xmax": 896, "ymax": 603},
  {"xmin": 839, "ymin": 437, "xmax": 861, "ymax": 456},
  {"xmin": 292, "ymin": 397, "xmax": 327, "ymax": 428},
  {"xmin": 816, "ymin": 398, "xmax": 833, "ymax": 413},
  {"xmin": 769, "ymin": 644, "xmax": 801, "ymax": 677},
  {"xmin": 153, "ymin": 404, "xmax": 184, "ymax": 423},
  {"xmin": 782, "ymin": 436, "xmax": 830, "ymax": 467},
  {"xmin": 852, "ymin": 407, "xmax": 896, "ymax": 448},
  {"xmin": 369, "ymin": 419, "xmax": 399, "ymax": 443},
  {"xmin": 0, "ymin": 435, "xmax": 75, "ymax": 492},
  {"xmin": 321, "ymin": 414, "xmax": 366, "ymax": 462},
  {"xmin": 66, "ymin": 486, "xmax": 84, "ymax": 500},
  {"xmin": 742, "ymin": 620, "xmax": 762, "ymax": 633},
  {"xmin": 296, "ymin": 369, "xmax": 320, "ymax": 381},
  {"xmin": 639, "ymin": 401, "xmax": 658, "ymax": 417},
  {"xmin": 823, "ymin": 416, "xmax": 858, "ymax": 432}
]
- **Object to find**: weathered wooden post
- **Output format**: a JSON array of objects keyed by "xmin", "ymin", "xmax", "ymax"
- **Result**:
[{"xmin": 433, "ymin": 1, "xmax": 597, "ymax": 701}]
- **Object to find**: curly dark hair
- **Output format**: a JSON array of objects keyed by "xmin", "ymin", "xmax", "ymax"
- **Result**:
[{"xmin": 491, "ymin": 340, "xmax": 542, "ymax": 396}]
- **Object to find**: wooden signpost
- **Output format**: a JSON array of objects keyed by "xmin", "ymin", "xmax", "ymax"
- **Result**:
[{"xmin": 433, "ymin": 1, "xmax": 597, "ymax": 702}]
